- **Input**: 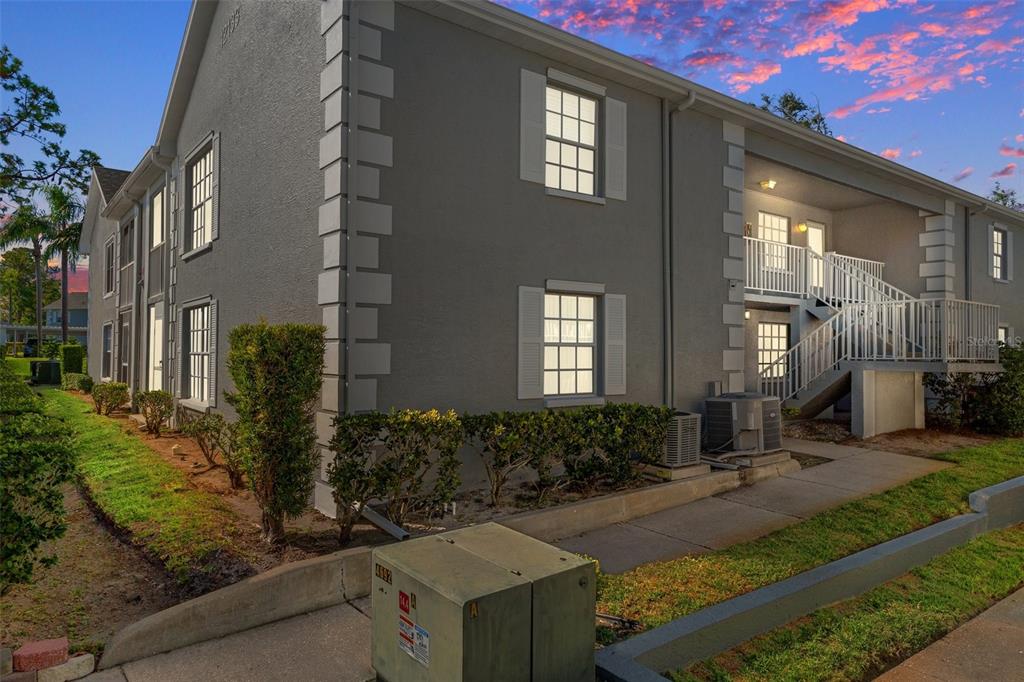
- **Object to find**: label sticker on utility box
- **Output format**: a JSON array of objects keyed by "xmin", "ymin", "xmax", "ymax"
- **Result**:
[{"xmin": 398, "ymin": 614, "xmax": 429, "ymax": 667}]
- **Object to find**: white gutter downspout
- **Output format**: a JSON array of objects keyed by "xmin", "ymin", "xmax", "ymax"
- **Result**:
[{"xmin": 661, "ymin": 90, "xmax": 696, "ymax": 407}]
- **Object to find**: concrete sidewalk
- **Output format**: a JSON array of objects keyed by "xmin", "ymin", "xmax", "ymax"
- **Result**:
[
  {"xmin": 557, "ymin": 440, "xmax": 949, "ymax": 573},
  {"xmin": 83, "ymin": 602, "xmax": 374, "ymax": 682},
  {"xmin": 878, "ymin": 588, "xmax": 1024, "ymax": 681}
]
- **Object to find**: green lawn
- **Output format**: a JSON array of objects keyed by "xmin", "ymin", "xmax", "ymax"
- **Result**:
[
  {"xmin": 676, "ymin": 524, "xmax": 1024, "ymax": 681},
  {"xmin": 40, "ymin": 388, "xmax": 250, "ymax": 589},
  {"xmin": 598, "ymin": 438, "xmax": 1024, "ymax": 630},
  {"xmin": 5, "ymin": 356, "xmax": 42, "ymax": 377}
]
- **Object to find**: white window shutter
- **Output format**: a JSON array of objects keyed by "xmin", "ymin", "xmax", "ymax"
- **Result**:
[
  {"xmin": 175, "ymin": 312, "xmax": 184, "ymax": 398},
  {"xmin": 211, "ymin": 133, "xmax": 221, "ymax": 241},
  {"xmin": 604, "ymin": 98, "xmax": 627, "ymax": 201},
  {"xmin": 1007, "ymin": 229, "xmax": 1014, "ymax": 281},
  {"xmin": 208, "ymin": 300, "xmax": 218, "ymax": 406},
  {"xmin": 520, "ymin": 70, "xmax": 546, "ymax": 184},
  {"xmin": 603, "ymin": 294, "xmax": 626, "ymax": 395},
  {"xmin": 517, "ymin": 286, "xmax": 544, "ymax": 399}
]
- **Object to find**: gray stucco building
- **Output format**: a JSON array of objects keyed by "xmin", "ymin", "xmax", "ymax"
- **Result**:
[{"xmin": 81, "ymin": 0, "xmax": 1023, "ymax": 518}]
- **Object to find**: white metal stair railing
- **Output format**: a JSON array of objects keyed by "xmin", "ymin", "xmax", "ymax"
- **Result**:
[
  {"xmin": 822, "ymin": 252, "xmax": 913, "ymax": 304},
  {"xmin": 761, "ymin": 299, "xmax": 1001, "ymax": 402}
]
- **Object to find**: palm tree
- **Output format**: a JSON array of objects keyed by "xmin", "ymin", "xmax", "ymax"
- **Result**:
[
  {"xmin": 42, "ymin": 186, "xmax": 84, "ymax": 344},
  {"xmin": 0, "ymin": 203, "xmax": 52, "ymax": 351}
]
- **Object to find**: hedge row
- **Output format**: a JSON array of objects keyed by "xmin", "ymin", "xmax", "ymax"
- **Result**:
[
  {"xmin": 327, "ymin": 404, "xmax": 672, "ymax": 544},
  {"xmin": 0, "ymin": 361, "xmax": 76, "ymax": 593},
  {"xmin": 925, "ymin": 343, "xmax": 1024, "ymax": 436}
]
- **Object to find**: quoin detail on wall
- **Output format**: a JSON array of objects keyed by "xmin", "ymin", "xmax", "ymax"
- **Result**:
[
  {"xmin": 722, "ymin": 120, "xmax": 746, "ymax": 393},
  {"xmin": 315, "ymin": 0, "xmax": 395, "ymax": 518}
]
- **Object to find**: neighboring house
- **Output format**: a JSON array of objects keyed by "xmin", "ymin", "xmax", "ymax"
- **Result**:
[
  {"xmin": 44, "ymin": 292, "xmax": 89, "ymax": 329},
  {"xmin": 80, "ymin": 0, "xmax": 1023, "ymax": 519}
]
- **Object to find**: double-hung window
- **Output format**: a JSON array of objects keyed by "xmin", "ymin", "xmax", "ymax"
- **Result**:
[
  {"xmin": 103, "ymin": 238, "xmax": 115, "ymax": 295},
  {"xmin": 187, "ymin": 146, "xmax": 214, "ymax": 252},
  {"xmin": 993, "ymin": 227, "xmax": 1007, "ymax": 280},
  {"xmin": 101, "ymin": 322, "xmax": 113, "ymax": 379},
  {"xmin": 758, "ymin": 322, "xmax": 789, "ymax": 379},
  {"xmin": 545, "ymin": 85, "xmax": 598, "ymax": 196},
  {"xmin": 186, "ymin": 303, "xmax": 210, "ymax": 403},
  {"xmin": 757, "ymin": 211, "xmax": 790, "ymax": 271},
  {"xmin": 543, "ymin": 293, "xmax": 596, "ymax": 396}
]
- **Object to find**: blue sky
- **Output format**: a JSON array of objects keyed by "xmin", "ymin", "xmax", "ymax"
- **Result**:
[{"xmin": 2, "ymin": 0, "xmax": 1022, "ymax": 200}]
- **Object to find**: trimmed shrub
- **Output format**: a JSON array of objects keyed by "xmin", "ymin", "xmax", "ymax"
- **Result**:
[
  {"xmin": 218, "ymin": 419, "xmax": 246, "ymax": 490},
  {"xmin": 61, "ymin": 372, "xmax": 93, "ymax": 393},
  {"xmin": 59, "ymin": 343, "xmax": 84, "ymax": 375},
  {"xmin": 41, "ymin": 338, "xmax": 60, "ymax": 360},
  {"xmin": 179, "ymin": 411, "xmax": 245, "ymax": 487},
  {"xmin": 925, "ymin": 344, "xmax": 1024, "ymax": 436},
  {"xmin": 0, "ymin": 343, "xmax": 7, "ymax": 360},
  {"xmin": 560, "ymin": 404, "xmax": 673, "ymax": 490},
  {"xmin": 225, "ymin": 322, "xmax": 325, "ymax": 544},
  {"xmin": 0, "ymin": 362, "xmax": 76, "ymax": 593},
  {"xmin": 136, "ymin": 390, "xmax": 174, "ymax": 437},
  {"xmin": 376, "ymin": 409, "xmax": 463, "ymax": 526},
  {"xmin": 464, "ymin": 410, "xmax": 561, "ymax": 506},
  {"xmin": 91, "ymin": 382, "xmax": 129, "ymax": 415},
  {"xmin": 328, "ymin": 412, "xmax": 388, "ymax": 543}
]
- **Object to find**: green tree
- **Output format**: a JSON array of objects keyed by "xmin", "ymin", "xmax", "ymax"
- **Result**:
[
  {"xmin": 41, "ymin": 186, "xmax": 84, "ymax": 343},
  {"xmin": 0, "ymin": 246, "xmax": 36, "ymax": 324},
  {"xmin": 0, "ymin": 203, "xmax": 51, "ymax": 348},
  {"xmin": 1, "ymin": 46, "xmax": 99, "ymax": 205},
  {"xmin": 988, "ymin": 181, "xmax": 1022, "ymax": 212},
  {"xmin": 757, "ymin": 91, "xmax": 832, "ymax": 136}
]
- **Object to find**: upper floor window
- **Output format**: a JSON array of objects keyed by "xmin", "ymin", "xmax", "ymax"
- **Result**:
[
  {"xmin": 103, "ymin": 238, "xmax": 115, "ymax": 295},
  {"xmin": 757, "ymin": 211, "xmax": 789, "ymax": 245},
  {"xmin": 187, "ymin": 146, "xmax": 214, "ymax": 252},
  {"xmin": 120, "ymin": 220, "xmax": 135, "ymax": 265},
  {"xmin": 545, "ymin": 86, "xmax": 597, "ymax": 196},
  {"xmin": 150, "ymin": 188, "xmax": 164, "ymax": 247},
  {"xmin": 992, "ymin": 227, "xmax": 1007, "ymax": 280},
  {"xmin": 544, "ymin": 293, "xmax": 596, "ymax": 396}
]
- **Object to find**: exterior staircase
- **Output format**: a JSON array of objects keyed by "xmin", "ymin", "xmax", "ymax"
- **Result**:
[{"xmin": 745, "ymin": 237, "xmax": 1000, "ymax": 416}]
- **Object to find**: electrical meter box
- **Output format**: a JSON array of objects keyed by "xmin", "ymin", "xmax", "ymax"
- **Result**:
[{"xmin": 371, "ymin": 523, "xmax": 595, "ymax": 682}]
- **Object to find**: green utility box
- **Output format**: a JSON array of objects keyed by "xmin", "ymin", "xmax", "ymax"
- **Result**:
[{"xmin": 371, "ymin": 523, "xmax": 596, "ymax": 682}]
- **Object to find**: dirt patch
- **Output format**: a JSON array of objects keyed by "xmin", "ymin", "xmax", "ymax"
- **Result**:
[
  {"xmin": 784, "ymin": 415, "xmax": 998, "ymax": 457},
  {"xmin": 0, "ymin": 485, "xmax": 179, "ymax": 655},
  {"xmin": 789, "ymin": 452, "xmax": 832, "ymax": 469}
]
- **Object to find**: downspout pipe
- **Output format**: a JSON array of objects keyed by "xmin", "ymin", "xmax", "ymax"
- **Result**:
[{"xmin": 661, "ymin": 90, "xmax": 697, "ymax": 408}]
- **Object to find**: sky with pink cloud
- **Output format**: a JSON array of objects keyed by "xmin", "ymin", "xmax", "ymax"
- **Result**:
[{"xmin": 499, "ymin": 0, "xmax": 1024, "ymax": 197}]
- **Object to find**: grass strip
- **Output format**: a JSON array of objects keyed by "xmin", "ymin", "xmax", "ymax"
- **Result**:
[
  {"xmin": 5, "ymin": 356, "xmax": 41, "ymax": 378},
  {"xmin": 41, "ymin": 387, "xmax": 249, "ymax": 588},
  {"xmin": 598, "ymin": 439, "xmax": 1024, "ymax": 630},
  {"xmin": 675, "ymin": 524, "xmax": 1024, "ymax": 681}
]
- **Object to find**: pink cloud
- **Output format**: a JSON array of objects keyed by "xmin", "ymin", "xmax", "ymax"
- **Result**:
[
  {"xmin": 836, "ymin": 134, "xmax": 849, "ymax": 142},
  {"xmin": 725, "ymin": 60, "xmax": 782, "ymax": 92},
  {"xmin": 976, "ymin": 37, "xmax": 1024, "ymax": 53},
  {"xmin": 784, "ymin": 32, "xmax": 840, "ymax": 57},
  {"xmin": 999, "ymin": 142, "xmax": 1024, "ymax": 157},
  {"xmin": 909, "ymin": 149, "xmax": 923, "ymax": 157},
  {"xmin": 832, "ymin": 72, "xmax": 954, "ymax": 118},
  {"xmin": 991, "ymin": 163, "xmax": 1017, "ymax": 178},
  {"xmin": 952, "ymin": 166, "xmax": 974, "ymax": 181},
  {"xmin": 1016, "ymin": 134, "xmax": 1024, "ymax": 143},
  {"xmin": 880, "ymin": 147, "xmax": 902, "ymax": 159},
  {"xmin": 919, "ymin": 22, "xmax": 946, "ymax": 36}
]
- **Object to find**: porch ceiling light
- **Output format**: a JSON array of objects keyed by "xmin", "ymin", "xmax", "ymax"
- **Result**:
[
  {"xmin": 744, "ymin": 310, "xmax": 751, "ymax": 320},
  {"xmin": 759, "ymin": 179, "xmax": 777, "ymax": 190}
]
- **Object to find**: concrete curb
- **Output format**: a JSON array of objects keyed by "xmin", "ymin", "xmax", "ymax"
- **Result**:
[
  {"xmin": 98, "ymin": 546, "xmax": 372, "ymax": 670},
  {"xmin": 596, "ymin": 475, "xmax": 1024, "ymax": 680}
]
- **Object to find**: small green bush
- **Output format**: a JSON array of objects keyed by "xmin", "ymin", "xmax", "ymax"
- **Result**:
[
  {"xmin": 464, "ymin": 410, "xmax": 561, "ymax": 506},
  {"xmin": 41, "ymin": 339, "xmax": 60, "ymax": 360},
  {"xmin": 136, "ymin": 390, "xmax": 174, "ymax": 437},
  {"xmin": 92, "ymin": 382, "xmax": 129, "ymax": 415},
  {"xmin": 60, "ymin": 372, "xmax": 93, "ymax": 393},
  {"xmin": 925, "ymin": 343, "xmax": 1024, "ymax": 436},
  {"xmin": 328, "ymin": 412, "xmax": 388, "ymax": 543},
  {"xmin": 178, "ymin": 411, "xmax": 245, "ymax": 488},
  {"xmin": 561, "ymin": 404, "xmax": 673, "ymax": 490},
  {"xmin": 59, "ymin": 343, "xmax": 84, "ymax": 375},
  {"xmin": 0, "ymin": 343, "xmax": 7, "ymax": 360},
  {"xmin": 1, "ymin": 362, "xmax": 76, "ymax": 593},
  {"xmin": 225, "ymin": 322, "xmax": 325, "ymax": 543}
]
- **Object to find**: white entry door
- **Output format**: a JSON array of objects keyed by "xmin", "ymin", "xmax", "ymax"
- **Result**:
[
  {"xmin": 148, "ymin": 304, "xmax": 164, "ymax": 390},
  {"xmin": 806, "ymin": 221, "xmax": 825, "ymax": 289}
]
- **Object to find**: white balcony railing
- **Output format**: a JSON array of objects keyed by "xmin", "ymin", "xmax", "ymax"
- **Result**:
[{"xmin": 744, "ymin": 237, "xmax": 808, "ymax": 296}]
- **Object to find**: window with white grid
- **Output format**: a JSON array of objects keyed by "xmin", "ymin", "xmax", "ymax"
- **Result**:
[
  {"xmin": 188, "ymin": 148, "xmax": 214, "ymax": 251},
  {"xmin": 544, "ymin": 293, "xmax": 596, "ymax": 396},
  {"xmin": 993, "ymin": 227, "xmax": 1007, "ymax": 280},
  {"xmin": 757, "ymin": 212, "xmax": 790, "ymax": 270},
  {"xmin": 758, "ymin": 322, "xmax": 789, "ymax": 379},
  {"xmin": 187, "ymin": 304, "xmax": 210, "ymax": 402},
  {"xmin": 545, "ymin": 86, "xmax": 598, "ymax": 196}
]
